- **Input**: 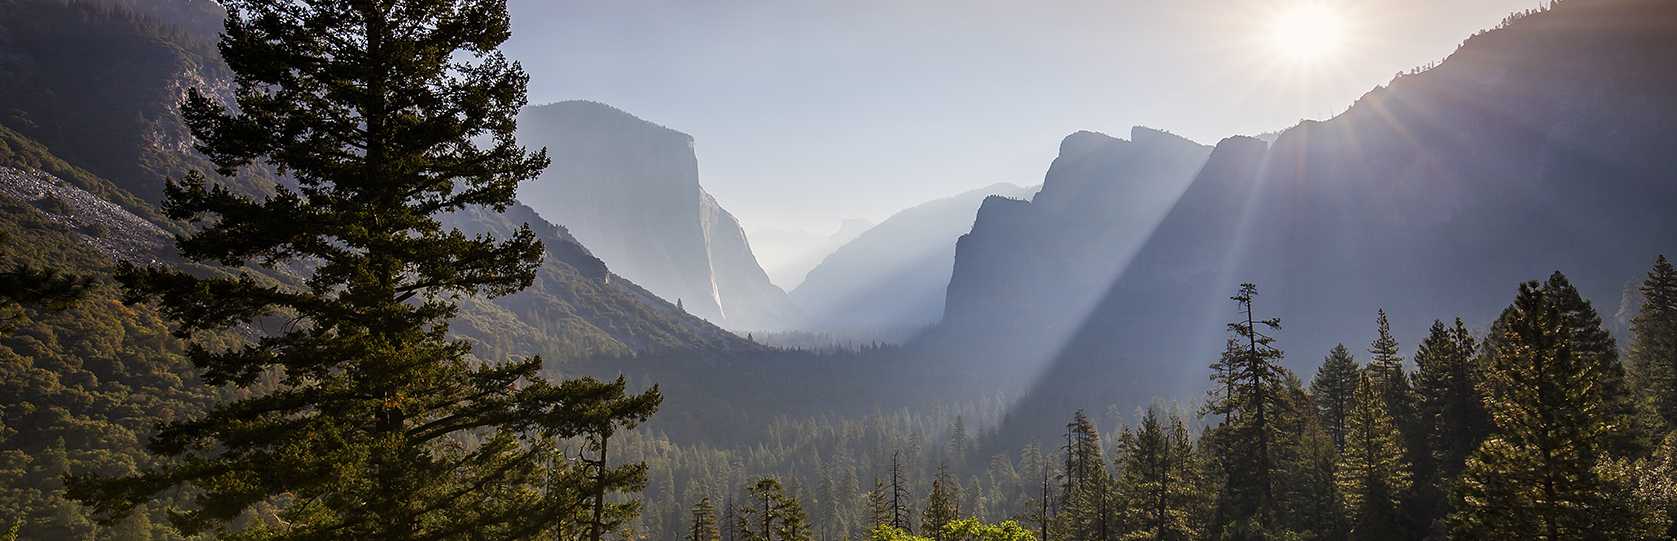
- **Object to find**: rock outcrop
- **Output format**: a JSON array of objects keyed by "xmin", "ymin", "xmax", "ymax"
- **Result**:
[
  {"xmin": 515, "ymin": 101, "xmax": 804, "ymax": 331},
  {"xmin": 930, "ymin": 127, "xmax": 1213, "ymax": 368},
  {"xmin": 790, "ymin": 182, "xmax": 1036, "ymax": 332}
]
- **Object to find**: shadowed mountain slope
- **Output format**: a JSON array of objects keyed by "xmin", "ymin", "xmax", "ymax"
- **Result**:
[
  {"xmin": 927, "ymin": 127, "xmax": 1214, "ymax": 373},
  {"xmin": 988, "ymin": 0, "xmax": 1677, "ymax": 448}
]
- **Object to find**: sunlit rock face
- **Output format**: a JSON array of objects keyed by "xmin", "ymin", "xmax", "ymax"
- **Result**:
[
  {"xmin": 516, "ymin": 101, "xmax": 804, "ymax": 331},
  {"xmin": 789, "ymin": 182, "xmax": 1035, "ymax": 332},
  {"xmin": 988, "ymin": 0, "xmax": 1677, "ymax": 450},
  {"xmin": 930, "ymin": 127, "xmax": 1213, "ymax": 373}
]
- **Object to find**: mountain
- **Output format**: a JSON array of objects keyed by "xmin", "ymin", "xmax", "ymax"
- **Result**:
[
  {"xmin": 927, "ymin": 128, "xmax": 1213, "ymax": 371},
  {"xmin": 515, "ymin": 101, "xmax": 805, "ymax": 331},
  {"xmin": 750, "ymin": 218, "xmax": 875, "ymax": 290},
  {"xmin": 789, "ymin": 182, "xmax": 1037, "ymax": 332},
  {"xmin": 986, "ymin": 0, "xmax": 1677, "ymax": 447}
]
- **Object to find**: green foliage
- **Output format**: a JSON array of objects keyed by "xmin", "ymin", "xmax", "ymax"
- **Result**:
[
  {"xmin": 690, "ymin": 497, "xmax": 721, "ymax": 541},
  {"xmin": 1366, "ymin": 310, "xmax": 1414, "ymax": 427},
  {"xmin": 1112, "ymin": 408, "xmax": 1205, "ymax": 541},
  {"xmin": 1410, "ymin": 318, "xmax": 1488, "ymax": 535},
  {"xmin": 1337, "ymin": 374, "xmax": 1410, "ymax": 541},
  {"xmin": 35, "ymin": 196, "xmax": 72, "ymax": 216},
  {"xmin": 923, "ymin": 465, "xmax": 960, "ymax": 541},
  {"xmin": 1631, "ymin": 256, "xmax": 1677, "ymax": 434},
  {"xmin": 941, "ymin": 519, "xmax": 1036, "ymax": 541},
  {"xmin": 739, "ymin": 478, "xmax": 811, "ymax": 541},
  {"xmin": 1204, "ymin": 283, "xmax": 1291, "ymax": 534},
  {"xmin": 1311, "ymin": 344, "xmax": 1359, "ymax": 453},
  {"xmin": 1449, "ymin": 280, "xmax": 1643, "ymax": 539},
  {"xmin": 0, "ymin": 195, "xmax": 226, "ymax": 540},
  {"xmin": 869, "ymin": 524, "xmax": 931, "ymax": 541}
]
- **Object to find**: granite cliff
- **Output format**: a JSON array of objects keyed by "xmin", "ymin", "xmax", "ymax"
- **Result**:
[{"xmin": 515, "ymin": 101, "xmax": 804, "ymax": 331}]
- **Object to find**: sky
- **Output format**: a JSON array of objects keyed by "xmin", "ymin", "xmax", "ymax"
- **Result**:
[{"xmin": 502, "ymin": 0, "xmax": 1546, "ymax": 236}]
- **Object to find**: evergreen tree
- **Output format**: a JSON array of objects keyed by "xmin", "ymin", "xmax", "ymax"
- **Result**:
[
  {"xmin": 1449, "ymin": 281, "xmax": 1641, "ymax": 539},
  {"xmin": 1632, "ymin": 256, "xmax": 1677, "ymax": 433},
  {"xmin": 693, "ymin": 497, "xmax": 722, "ymax": 541},
  {"xmin": 869, "ymin": 477, "xmax": 891, "ymax": 531},
  {"xmin": 62, "ymin": 1, "xmax": 662, "ymax": 538},
  {"xmin": 1410, "ymin": 318, "xmax": 1488, "ymax": 536},
  {"xmin": 1366, "ymin": 310, "xmax": 1416, "ymax": 430},
  {"xmin": 745, "ymin": 478, "xmax": 787, "ymax": 541},
  {"xmin": 1542, "ymin": 271, "xmax": 1642, "ymax": 457},
  {"xmin": 1113, "ymin": 408, "xmax": 1204, "ymax": 541},
  {"xmin": 925, "ymin": 464, "xmax": 961, "ymax": 541},
  {"xmin": 1311, "ymin": 344, "xmax": 1360, "ymax": 454},
  {"xmin": 1338, "ymin": 374, "xmax": 1410, "ymax": 541},
  {"xmin": 1204, "ymin": 283, "xmax": 1290, "ymax": 535},
  {"xmin": 1058, "ymin": 411, "xmax": 1112, "ymax": 541}
]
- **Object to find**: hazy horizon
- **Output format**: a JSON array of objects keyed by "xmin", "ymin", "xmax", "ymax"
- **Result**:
[{"xmin": 504, "ymin": 0, "xmax": 1546, "ymax": 235}]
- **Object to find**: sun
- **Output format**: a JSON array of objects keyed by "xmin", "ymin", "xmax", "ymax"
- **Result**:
[{"xmin": 1273, "ymin": 5, "xmax": 1344, "ymax": 60}]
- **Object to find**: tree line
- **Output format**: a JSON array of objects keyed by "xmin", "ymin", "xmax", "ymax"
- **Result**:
[{"xmin": 655, "ymin": 260, "xmax": 1677, "ymax": 541}]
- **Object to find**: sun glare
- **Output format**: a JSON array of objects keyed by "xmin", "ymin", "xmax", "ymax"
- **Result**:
[{"xmin": 1274, "ymin": 6, "xmax": 1344, "ymax": 60}]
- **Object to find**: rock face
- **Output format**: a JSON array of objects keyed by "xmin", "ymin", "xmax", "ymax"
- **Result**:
[
  {"xmin": 930, "ymin": 127, "xmax": 1213, "ymax": 368},
  {"xmin": 789, "ymin": 182, "xmax": 1036, "ymax": 331},
  {"xmin": 515, "ymin": 101, "xmax": 803, "ymax": 331},
  {"xmin": 986, "ymin": 0, "xmax": 1677, "ymax": 448}
]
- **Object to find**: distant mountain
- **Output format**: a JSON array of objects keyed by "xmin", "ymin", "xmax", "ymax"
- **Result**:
[
  {"xmin": 789, "ymin": 182, "xmax": 1037, "ymax": 331},
  {"xmin": 515, "ymin": 101, "xmax": 805, "ymax": 331},
  {"xmin": 987, "ymin": 0, "xmax": 1677, "ymax": 447},
  {"xmin": 751, "ymin": 218, "xmax": 875, "ymax": 290},
  {"xmin": 926, "ymin": 128, "xmax": 1213, "ymax": 370}
]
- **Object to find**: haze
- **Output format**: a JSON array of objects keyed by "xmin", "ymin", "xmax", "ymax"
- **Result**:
[{"xmin": 504, "ymin": 0, "xmax": 1544, "ymax": 235}]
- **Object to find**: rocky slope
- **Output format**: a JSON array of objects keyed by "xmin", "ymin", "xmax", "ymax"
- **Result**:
[
  {"xmin": 789, "ymin": 182, "xmax": 1037, "ymax": 331},
  {"xmin": 928, "ymin": 127, "xmax": 1213, "ymax": 368},
  {"xmin": 515, "ymin": 100, "xmax": 804, "ymax": 331}
]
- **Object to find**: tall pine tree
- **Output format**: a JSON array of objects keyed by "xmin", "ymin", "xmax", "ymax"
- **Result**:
[
  {"xmin": 1632, "ymin": 256, "xmax": 1677, "ymax": 433},
  {"xmin": 1338, "ymin": 374, "xmax": 1410, "ymax": 541},
  {"xmin": 693, "ymin": 497, "xmax": 722, "ymax": 541},
  {"xmin": 1410, "ymin": 318, "xmax": 1488, "ymax": 537},
  {"xmin": 1204, "ymin": 283, "xmax": 1291, "ymax": 538},
  {"xmin": 1311, "ymin": 344, "xmax": 1360, "ymax": 454},
  {"xmin": 1449, "ymin": 281, "xmax": 1642, "ymax": 539},
  {"xmin": 63, "ymin": 1, "xmax": 660, "ymax": 538},
  {"xmin": 1113, "ymin": 408, "xmax": 1205, "ymax": 541}
]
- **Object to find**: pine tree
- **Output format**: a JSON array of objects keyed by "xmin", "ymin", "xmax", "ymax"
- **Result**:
[
  {"xmin": 869, "ymin": 476, "xmax": 891, "ymax": 531},
  {"xmin": 745, "ymin": 478, "xmax": 786, "ymax": 541},
  {"xmin": 1632, "ymin": 256, "xmax": 1677, "ymax": 433},
  {"xmin": 1410, "ymin": 318, "xmax": 1488, "ymax": 536},
  {"xmin": 1338, "ymin": 374, "xmax": 1410, "ymax": 541},
  {"xmin": 1449, "ymin": 281, "xmax": 1640, "ymax": 539},
  {"xmin": 1058, "ymin": 411, "xmax": 1112, "ymax": 541},
  {"xmin": 1113, "ymin": 408, "xmax": 1204, "ymax": 541},
  {"xmin": 693, "ymin": 497, "xmax": 722, "ymax": 541},
  {"xmin": 1366, "ymin": 310, "xmax": 1415, "ymax": 429},
  {"xmin": 1542, "ymin": 271, "xmax": 1642, "ymax": 457},
  {"xmin": 62, "ymin": 1, "xmax": 662, "ymax": 538},
  {"xmin": 1204, "ymin": 283, "xmax": 1290, "ymax": 535},
  {"xmin": 924, "ymin": 464, "xmax": 961, "ymax": 541},
  {"xmin": 1311, "ymin": 344, "xmax": 1360, "ymax": 454}
]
